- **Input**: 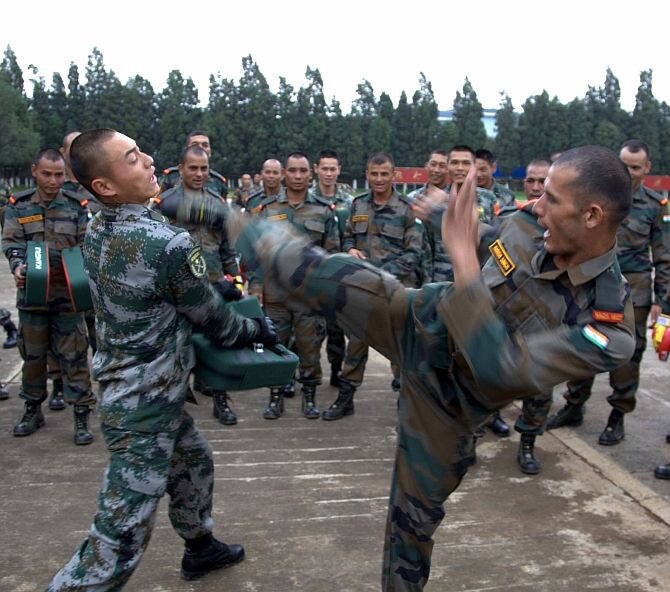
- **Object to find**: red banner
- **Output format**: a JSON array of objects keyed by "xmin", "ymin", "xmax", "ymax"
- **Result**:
[
  {"xmin": 644, "ymin": 176, "xmax": 670, "ymax": 191},
  {"xmin": 393, "ymin": 167, "xmax": 428, "ymax": 184}
]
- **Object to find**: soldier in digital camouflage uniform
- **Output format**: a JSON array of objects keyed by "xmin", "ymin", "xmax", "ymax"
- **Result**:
[
  {"xmin": 233, "ymin": 146, "xmax": 636, "ymax": 591},
  {"xmin": 313, "ymin": 149, "xmax": 354, "ymax": 386},
  {"xmin": 152, "ymin": 145, "xmax": 243, "ymax": 426},
  {"xmin": 45, "ymin": 129, "xmax": 278, "ymax": 591},
  {"xmin": 475, "ymin": 148, "xmax": 516, "ymax": 212},
  {"xmin": 322, "ymin": 152, "xmax": 422, "ymax": 421},
  {"xmin": 250, "ymin": 151, "xmax": 340, "ymax": 420},
  {"xmin": 2, "ymin": 149, "xmax": 95, "ymax": 445},
  {"xmin": 548, "ymin": 140, "xmax": 670, "ymax": 447},
  {"xmin": 159, "ymin": 130, "xmax": 228, "ymax": 197}
]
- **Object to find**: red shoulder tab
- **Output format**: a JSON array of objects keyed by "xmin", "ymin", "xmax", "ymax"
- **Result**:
[
  {"xmin": 9, "ymin": 195, "xmax": 16, "ymax": 205},
  {"xmin": 80, "ymin": 199, "xmax": 89, "ymax": 208},
  {"xmin": 162, "ymin": 168, "xmax": 171, "ymax": 175},
  {"xmin": 660, "ymin": 197, "xmax": 668, "ymax": 206}
]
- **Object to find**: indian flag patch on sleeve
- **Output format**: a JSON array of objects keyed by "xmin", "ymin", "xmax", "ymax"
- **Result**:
[
  {"xmin": 662, "ymin": 214, "xmax": 670, "ymax": 223},
  {"xmin": 582, "ymin": 324, "xmax": 609, "ymax": 350}
]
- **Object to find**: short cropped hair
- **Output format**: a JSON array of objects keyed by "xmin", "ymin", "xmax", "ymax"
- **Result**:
[
  {"xmin": 429, "ymin": 149, "xmax": 448, "ymax": 159},
  {"xmin": 180, "ymin": 145, "xmax": 209, "ymax": 164},
  {"xmin": 34, "ymin": 148, "xmax": 65, "ymax": 167},
  {"xmin": 475, "ymin": 149, "xmax": 495, "ymax": 165},
  {"xmin": 69, "ymin": 128, "xmax": 117, "ymax": 198},
  {"xmin": 448, "ymin": 145, "xmax": 475, "ymax": 160},
  {"xmin": 527, "ymin": 158, "xmax": 552, "ymax": 169},
  {"xmin": 186, "ymin": 130, "xmax": 209, "ymax": 145},
  {"xmin": 554, "ymin": 145, "xmax": 632, "ymax": 227},
  {"xmin": 367, "ymin": 152, "xmax": 394, "ymax": 168},
  {"xmin": 620, "ymin": 139, "xmax": 650, "ymax": 160},
  {"xmin": 316, "ymin": 149, "xmax": 339, "ymax": 165},
  {"xmin": 285, "ymin": 151, "xmax": 310, "ymax": 165}
]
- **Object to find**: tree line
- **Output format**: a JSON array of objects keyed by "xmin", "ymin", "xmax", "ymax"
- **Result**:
[{"xmin": 2, "ymin": 45, "xmax": 670, "ymax": 182}]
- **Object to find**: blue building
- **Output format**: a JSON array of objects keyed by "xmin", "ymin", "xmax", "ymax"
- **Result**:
[{"xmin": 438, "ymin": 108, "xmax": 498, "ymax": 138}]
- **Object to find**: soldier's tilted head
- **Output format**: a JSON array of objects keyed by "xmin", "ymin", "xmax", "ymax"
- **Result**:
[
  {"xmin": 475, "ymin": 149, "xmax": 496, "ymax": 190},
  {"xmin": 70, "ymin": 129, "xmax": 159, "ymax": 204},
  {"xmin": 425, "ymin": 150, "xmax": 449, "ymax": 188},
  {"xmin": 32, "ymin": 149, "xmax": 66, "ymax": 199},
  {"xmin": 179, "ymin": 146, "xmax": 209, "ymax": 191},
  {"xmin": 186, "ymin": 131, "xmax": 212, "ymax": 157},
  {"xmin": 619, "ymin": 139, "xmax": 651, "ymax": 192},
  {"xmin": 524, "ymin": 158, "xmax": 551, "ymax": 199}
]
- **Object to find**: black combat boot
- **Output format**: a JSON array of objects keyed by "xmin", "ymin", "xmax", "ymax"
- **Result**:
[
  {"xmin": 598, "ymin": 409, "xmax": 624, "ymax": 446},
  {"xmin": 181, "ymin": 534, "xmax": 245, "ymax": 581},
  {"xmin": 322, "ymin": 381, "xmax": 355, "ymax": 421},
  {"xmin": 73, "ymin": 405, "xmax": 94, "ymax": 446},
  {"xmin": 263, "ymin": 388, "xmax": 284, "ymax": 420},
  {"xmin": 654, "ymin": 463, "xmax": 670, "ymax": 480},
  {"xmin": 486, "ymin": 411, "xmax": 510, "ymax": 437},
  {"xmin": 282, "ymin": 381, "xmax": 295, "ymax": 399},
  {"xmin": 0, "ymin": 383, "xmax": 9, "ymax": 400},
  {"xmin": 546, "ymin": 402, "xmax": 584, "ymax": 430},
  {"xmin": 13, "ymin": 401, "xmax": 45, "ymax": 437},
  {"xmin": 212, "ymin": 391, "xmax": 237, "ymax": 425},
  {"xmin": 517, "ymin": 434, "xmax": 540, "ymax": 475},
  {"xmin": 329, "ymin": 362, "xmax": 342, "ymax": 387},
  {"xmin": 2, "ymin": 319, "xmax": 17, "ymax": 349},
  {"xmin": 301, "ymin": 385, "xmax": 320, "ymax": 419},
  {"xmin": 48, "ymin": 378, "xmax": 66, "ymax": 411}
]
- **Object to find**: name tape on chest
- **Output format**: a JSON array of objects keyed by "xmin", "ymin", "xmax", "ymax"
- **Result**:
[
  {"xmin": 351, "ymin": 214, "xmax": 369, "ymax": 223},
  {"xmin": 267, "ymin": 213, "xmax": 288, "ymax": 222},
  {"xmin": 18, "ymin": 214, "xmax": 44, "ymax": 225},
  {"xmin": 187, "ymin": 246, "xmax": 207, "ymax": 278},
  {"xmin": 582, "ymin": 324, "xmax": 609, "ymax": 350},
  {"xmin": 592, "ymin": 310, "xmax": 624, "ymax": 324},
  {"xmin": 489, "ymin": 239, "xmax": 516, "ymax": 277}
]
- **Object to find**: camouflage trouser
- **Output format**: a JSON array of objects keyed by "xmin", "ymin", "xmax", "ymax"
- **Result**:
[
  {"xmin": 46, "ymin": 412, "xmax": 214, "ymax": 591},
  {"xmin": 326, "ymin": 317, "xmax": 346, "ymax": 368},
  {"xmin": 341, "ymin": 335, "xmax": 398, "ymax": 387},
  {"xmin": 46, "ymin": 309, "xmax": 97, "ymax": 383},
  {"xmin": 18, "ymin": 310, "xmax": 94, "ymax": 407},
  {"xmin": 382, "ymin": 377, "xmax": 476, "ymax": 591},
  {"xmin": 515, "ymin": 390, "xmax": 554, "ymax": 436},
  {"xmin": 564, "ymin": 305, "xmax": 649, "ymax": 414},
  {"xmin": 265, "ymin": 300, "xmax": 326, "ymax": 386}
]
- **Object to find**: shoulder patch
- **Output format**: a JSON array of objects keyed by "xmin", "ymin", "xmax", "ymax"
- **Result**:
[
  {"xmin": 187, "ymin": 246, "xmax": 207, "ymax": 278},
  {"xmin": 397, "ymin": 193, "xmax": 413, "ymax": 206},
  {"xmin": 581, "ymin": 324, "xmax": 609, "ymax": 350},
  {"xmin": 204, "ymin": 187, "xmax": 224, "ymax": 201},
  {"xmin": 488, "ymin": 239, "xmax": 516, "ymax": 276},
  {"xmin": 147, "ymin": 208, "xmax": 167, "ymax": 223},
  {"xmin": 62, "ymin": 189, "xmax": 85, "ymax": 203},
  {"xmin": 210, "ymin": 169, "xmax": 228, "ymax": 183},
  {"xmin": 10, "ymin": 188, "xmax": 36, "ymax": 203},
  {"xmin": 260, "ymin": 195, "xmax": 279, "ymax": 207},
  {"xmin": 592, "ymin": 310, "xmax": 624, "ymax": 324},
  {"xmin": 644, "ymin": 186, "xmax": 665, "ymax": 204},
  {"xmin": 312, "ymin": 193, "xmax": 335, "ymax": 208},
  {"xmin": 162, "ymin": 166, "xmax": 178, "ymax": 175}
]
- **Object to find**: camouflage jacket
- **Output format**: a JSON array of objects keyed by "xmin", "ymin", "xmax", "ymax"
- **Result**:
[
  {"xmin": 489, "ymin": 181, "xmax": 516, "ymax": 210},
  {"xmin": 63, "ymin": 178, "xmax": 102, "ymax": 215},
  {"xmin": 2, "ymin": 187, "xmax": 89, "ymax": 311},
  {"xmin": 249, "ymin": 191, "xmax": 340, "ymax": 296},
  {"xmin": 84, "ymin": 204, "xmax": 261, "ymax": 432},
  {"xmin": 615, "ymin": 185, "xmax": 670, "ymax": 308},
  {"xmin": 234, "ymin": 205, "xmax": 635, "ymax": 429},
  {"xmin": 152, "ymin": 184, "xmax": 239, "ymax": 282},
  {"xmin": 313, "ymin": 183, "xmax": 354, "ymax": 244},
  {"xmin": 160, "ymin": 166, "xmax": 229, "ymax": 197},
  {"xmin": 342, "ymin": 190, "xmax": 422, "ymax": 287},
  {"xmin": 418, "ymin": 184, "xmax": 497, "ymax": 282}
]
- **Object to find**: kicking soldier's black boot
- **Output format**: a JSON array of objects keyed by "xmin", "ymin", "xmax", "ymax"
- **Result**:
[
  {"xmin": 322, "ymin": 382, "xmax": 355, "ymax": 421},
  {"xmin": 2, "ymin": 320, "xmax": 17, "ymax": 349},
  {"xmin": 517, "ymin": 434, "xmax": 540, "ymax": 475},
  {"xmin": 181, "ymin": 535, "xmax": 245, "ymax": 581},
  {"xmin": 263, "ymin": 388, "xmax": 284, "ymax": 420},
  {"xmin": 73, "ymin": 405, "xmax": 94, "ymax": 446},
  {"xmin": 546, "ymin": 402, "xmax": 584, "ymax": 430},
  {"xmin": 330, "ymin": 362, "xmax": 342, "ymax": 387},
  {"xmin": 48, "ymin": 378, "xmax": 66, "ymax": 411},
  {"xmin": 486, "ymin": 411, "xmax": 510, "ymax": 437},
  {"xmin": 14, "ymin": 401, "xmax": 45, "ymax": 437},
  {"xmin": 654, "ymin": 463, "xmax": 670, "ymax": 480},
  {"xmin": 282, "ymin": 381, "xmax": 295, "ymax": 399},
  {"xmin": 598, "ymin": 409, "xmax": 624, "ymax": 446},
  {"xmin": 212, "ymin": 391, "xmax": 237, "ymax": 425},
  {"xmin": 0, "ymin": 383, "xmax": 9, "ymax": 400},
  {"xmin": 301, "ymin": 385, "xmax": 320, "ymax": 419}
]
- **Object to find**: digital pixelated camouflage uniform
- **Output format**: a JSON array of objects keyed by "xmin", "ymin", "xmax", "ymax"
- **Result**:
[
  {"xmin": 489, "ymin": 181, "xmax": 516, "ymax": 210},
  {"xmin": 2, "ymin": 187, "xmax": 94, "ymax": 408},
  {"xmin": 562, "ymin": 185, "xmax": 670, "ymax": 413},
  {"xmin": 160, "ymin": 165, "xmax": 228, "ymax": 197},
  {"xmin": 252, "ymin": 191, "xmax": 340, "ymax": 386},
  {"xmin": 312, "ymin": 183, "xmax": 354, "ymax": 371},
  {"xmin": 45, "ymin": 203, "xmax": 262, "ymax": 591},
  {"xmin": 340, "ymin": 190, "xmax": 422, "ymax": 387},
  {"xmin": 233, "ymin": 203, "xmax": 635, "ymax": 591}
]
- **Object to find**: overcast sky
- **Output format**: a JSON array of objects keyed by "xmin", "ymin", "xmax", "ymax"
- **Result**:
[{"xmin": 3, "ymin": 0, "xmax": 668, "ymax": 113}]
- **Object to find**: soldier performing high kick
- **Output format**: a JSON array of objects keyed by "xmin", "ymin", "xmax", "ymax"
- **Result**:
[{"xmin": 233, "ymin": 146, "xmax": 635, "ymax": 591}]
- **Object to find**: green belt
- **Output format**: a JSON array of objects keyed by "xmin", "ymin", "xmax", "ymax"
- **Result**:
[{"xmin": 192, "ymin": 297, "xmax": 298, "ymax": 391}]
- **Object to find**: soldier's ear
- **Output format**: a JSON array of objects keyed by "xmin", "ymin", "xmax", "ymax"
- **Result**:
[
  {"xmin": 584, "ymin": 202, "xmax": 605, "ymax": 229},
  {"xmin": 91, "ymin": 177, "xmax": 116, "ymax": 199}
]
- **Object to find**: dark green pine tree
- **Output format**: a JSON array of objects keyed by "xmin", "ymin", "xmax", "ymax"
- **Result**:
[
  {"xmin": 82, "ymin": 47, "xmax": 126, "ymax": 130},
  {"xmin": 630, "ymin": 69, "xmax": 660, "ymax": 159},
  {"xmin": 368, "ymin": 91, "xmax": 393, "ymax": 155},
  {"xmin": 49, "ymin": 73, "xmax": 69, "ymax": 144},
  {"xmin": 410, "ymin": 73, "xmax": 439, "ymax": 163},
  {"xmin": 1, "ymin": 45, "xmax": 25, "ymax": 94},
  {"xmin": 518, "ymin": 91, "xmax": 568, "ymax": 163},
  {"xmin": 325, "ymin": 98, "xmax": 357, "ymax": 181},
  {"xmin": 66, "ymin": 62, "xmax": 86, "ymax": 131},
  {"xmin": 121, "ymin": 75, "xmax": 159, "ymax": 157},
  {"xmin": 0, "ymin": 74, "xmax": 40, "ymax": 168},
  {"xmin": 392, "ymin": 91, "xmax": 413, "ymax": 165},
  {"xmin": 493, "ymin": 93, "xmax": 520, "ymax": 175},
  {"xmin": 298, "ymin": 66, "xmax": 329, "ymax": 159},
  {"xmin": 205, "ymin": 74, "xmax": 244, "ymax": 176},
  {"xmin": 452, "ymin": 77, "xmax": 486, "ymax": 149},
  {"xmin": 274, "ymin": 77, "xmax": 300, "ymax": 160},
  {"xmin": 565, "ymin": 98, "xmax": 591, "ymax": 148},
  {"xmin": 351, "ymin": 79, "xmax": 377, "ymax": 158}
]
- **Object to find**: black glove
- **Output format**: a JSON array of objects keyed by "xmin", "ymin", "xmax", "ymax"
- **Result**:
[
  {"xmin": 252, "ymin": 316, "xmax": 279, "ymax": 346},
  {"xmin": 215, "ymin": 279, "xmax": 243, "ymax": 301}
]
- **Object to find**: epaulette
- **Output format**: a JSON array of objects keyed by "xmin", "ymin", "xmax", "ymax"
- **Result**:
[
  {"xmin": 162, "ymin": 166, "xmax": 179, "ymax": 176},
  {"xmin": 260, "ymin": 194, "xmax": 279, "ymax": 207},
  {"xmin": 643, "ymin": 186, "xmax": 667, "ymax": 206},
  {"xmin": 592, "ymin": 265, "xmax": 626, "ymax": 323},
  {"xmin": 210, "ymin": 169, "xmax": 228, "ymax": 184},
  {"xmin": 397, "ymin": 193, "xmax": 413, "ymax": 206},
  {"xmin": 248, "ymin": 187, "xmax": 264, "ymax": 201},
  {"xmin": 204, "ymin": 187, "xmax": 225, "ymax": 201},
  {"xmin": 62, "ymin": 188, "xmax": 89, "ymax": 207},
  {"xmin": 312, "ymin": 193, "xmax": 336, "ymax": 209},
  {"xmin": 147, "ymin": 208, "xmax": 167, "ymax": 223},
  {"xmin": 8, "ymin": 188, "xmax": 36, "ymax": 204},
  {"xmin": 352, "ymin": 192, "xmax": 370, "ymax": 202}
]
